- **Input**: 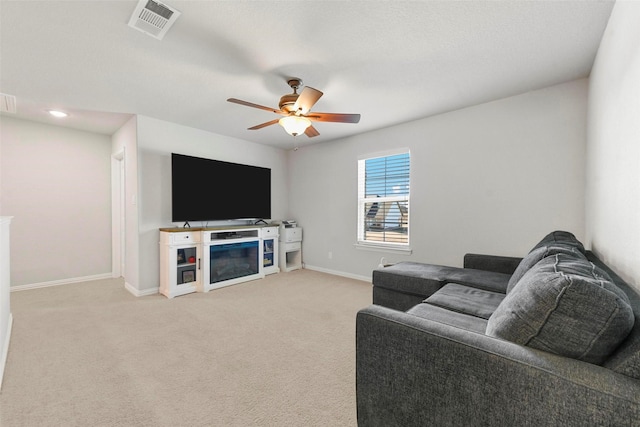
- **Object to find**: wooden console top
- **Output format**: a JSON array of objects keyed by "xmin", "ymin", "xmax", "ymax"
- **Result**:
[{"xmin": 159, "ymin": 224, "xmax": 277, "ymax": 233}]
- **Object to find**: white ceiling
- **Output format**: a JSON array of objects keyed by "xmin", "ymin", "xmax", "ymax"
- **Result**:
[{"xmin": 0, "ymin": 0, "xmax": 615, "ymax": 150}]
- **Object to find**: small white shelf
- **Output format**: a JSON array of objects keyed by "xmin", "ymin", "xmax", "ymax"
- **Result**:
[{"xmin": 279, "ymin": 225, "xmax": 302, "ymax": 272}]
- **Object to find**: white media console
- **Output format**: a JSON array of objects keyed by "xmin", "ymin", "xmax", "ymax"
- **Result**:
[{"xmin": 159, "ymin": 224, "xmax": 299, "ymax": 299}]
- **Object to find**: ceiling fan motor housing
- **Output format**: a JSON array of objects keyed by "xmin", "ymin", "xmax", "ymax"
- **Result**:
[
  {"xmin": 279, "ymin": 93, "xmax": 299, "ymax": 112},
  {"xmin": 279, "ymin": 78, "xmax": 302, "ymax": 112}
]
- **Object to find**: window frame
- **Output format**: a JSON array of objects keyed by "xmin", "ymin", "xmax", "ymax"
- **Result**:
[{"xmin": 356, "ymin": 149, "xmax": 411, "ymax": 253}]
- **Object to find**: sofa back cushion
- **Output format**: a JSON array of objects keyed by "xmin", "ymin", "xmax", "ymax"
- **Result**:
[
  {"xmin": 507, "ymin": 245, "xmax": 586, "ymax": 293},
  {"xmin": 603, "ymin": 313, "xmax": 640, "ymax": 379},
  {"xmin": 506, "ymin": 230, "xmax": 586, "ymax": 293},
  {"xmin": 586, "ymin": 252, "xmax": 640, "ymax": 380},
  {"xmin": 487, "ymin": 254, "xmax": 635, "ymax": 365},
  {"xmin": 529, "ymin": 230, "xmax": 586, "ymax": 254}
]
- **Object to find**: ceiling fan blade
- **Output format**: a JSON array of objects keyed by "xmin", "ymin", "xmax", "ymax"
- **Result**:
[
  {"xmin": 293, "ymin": 87, "xmax": 323, "ymax": 115},
  {"xmin": 227, "ymin": 98, "xmax": 284, "ymax": 115},
  {"xmin": 304, "ymin": 125, "xmax": 320, "ymax": 138},
  {"xmin": 307, "ymin": 112, "xmax": 361, "ymax": 123},
  {"xmin": 248, "ymin": 119, "xmax": 280, "ymax": 130}
]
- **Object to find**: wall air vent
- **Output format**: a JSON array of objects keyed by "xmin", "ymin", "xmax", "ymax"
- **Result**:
[
  {"xmin": 0, "ymin": 93, "xmax": 17, "ymax": 114},
  {"xmin": 128, "ymin": 0, "xmax": 181, "ymax": 40}
]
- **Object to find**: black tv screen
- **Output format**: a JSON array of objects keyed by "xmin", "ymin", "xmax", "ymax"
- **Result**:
[{"xmin": 171, "ymin": 153, "xmax": 271, "ymax": 222}]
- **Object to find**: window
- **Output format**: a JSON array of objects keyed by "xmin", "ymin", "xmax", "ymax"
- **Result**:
[{"xmin": 357, "ymin": 151, "xmax": 410, "ymax": 247}]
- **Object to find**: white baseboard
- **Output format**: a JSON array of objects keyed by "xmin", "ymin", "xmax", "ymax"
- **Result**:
[
  {"xmin": 124, "ymin": 282, "xmax": 159, "ymax": 297},
  {"xmin": 0, "ymin": 313, "xmax": 13, "ymax": 391},
  {"xmin": 303, "ymin": 264, "xmax": 371, "ymax": 283},
  {"xmin": 10, "ymin": 273, "xmax": 114, "ymax": 292},
  {"xmin": 8, "ymin": 274, "xmax": 159, "ymax": 298}
]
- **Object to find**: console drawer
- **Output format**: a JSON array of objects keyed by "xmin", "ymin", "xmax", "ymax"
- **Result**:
[
  {"xmin": 262, "ymin": 227, "xmax": 278, "ymax": 238},
  {"xmin": 162, "ymin": 231, "xmax": 201, "ymax": 245}
]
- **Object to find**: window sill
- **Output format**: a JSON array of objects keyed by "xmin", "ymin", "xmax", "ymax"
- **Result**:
[{"xmin": 354, "ymin": 242, "xmax": 413, "ymax": 255}]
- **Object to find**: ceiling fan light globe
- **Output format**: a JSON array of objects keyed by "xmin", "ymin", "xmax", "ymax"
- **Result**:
[{"xmin": 279, "ymin": 116, "xmax": 311, "ymax": 136}]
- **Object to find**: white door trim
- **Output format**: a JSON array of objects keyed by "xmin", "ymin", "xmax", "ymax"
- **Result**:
[{"xmin": 111, "ymin": 149, "xmax": 125, "ymax": 278}]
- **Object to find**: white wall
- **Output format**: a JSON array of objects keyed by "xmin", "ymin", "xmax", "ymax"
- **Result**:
[
  {"xmin": 586, "ymin": 1, "xmax": 640, "ymax": 291},
  {"xmin": 0, "ymin": 117, "xmax": 112, "ymax": 287},
  {"xmin": 135, "ymin": 115, "xmax": 289, "ymax": 293},
  {"xmin": 291, "ymin": 80, "xmax": 588, "ymax": 280}
]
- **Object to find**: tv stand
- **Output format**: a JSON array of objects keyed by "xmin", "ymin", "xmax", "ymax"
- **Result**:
[
  {"xmin": 182, "ymin": 221, "xmax": 191, "ymax": 228},
  {"xmin": 159, "ymin": 224, "xmax": 281, "ymax": 298}
]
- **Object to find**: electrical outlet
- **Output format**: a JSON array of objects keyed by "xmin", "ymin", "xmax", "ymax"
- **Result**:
[{"xmin": 328, "ymin": 251, "xmax": 333, "ymax": 259}]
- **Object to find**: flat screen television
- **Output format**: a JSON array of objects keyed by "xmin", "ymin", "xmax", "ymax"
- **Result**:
[{"xmin": 171, "ymin": 153, "xmax": 271, "ymax": 222}]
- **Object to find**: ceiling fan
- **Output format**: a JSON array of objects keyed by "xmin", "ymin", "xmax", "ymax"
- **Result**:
[{"xmin": 227, "ymin": 78, "xmax": 360, "ymax": 138}]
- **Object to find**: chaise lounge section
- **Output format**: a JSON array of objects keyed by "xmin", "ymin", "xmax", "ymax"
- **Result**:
[{"xmin": 356, "ymin": 231, "xmax": 640, "ymax": 426}]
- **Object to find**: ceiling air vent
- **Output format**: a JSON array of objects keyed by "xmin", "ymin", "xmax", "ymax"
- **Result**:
[
  {"xmin": 0, "ymin": 93, "xmax": 17, "ymax": 114},
  {"xmin": 128, "ymin": 0, "xmax": 181, "ymax": 40}
]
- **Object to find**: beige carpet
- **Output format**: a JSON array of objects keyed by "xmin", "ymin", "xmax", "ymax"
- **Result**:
[{"xmin": 0, "ymin": 269, "xmax": 372, "ymax": 426}]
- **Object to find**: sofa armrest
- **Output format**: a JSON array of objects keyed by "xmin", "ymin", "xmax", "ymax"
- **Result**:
[
  {"xmin": 356, "ymin": 305, "xmax": 640, "ymax": 427},
  {"xmin": 463, "ymin": 253, "xmax": 522, "ymax": 275}
]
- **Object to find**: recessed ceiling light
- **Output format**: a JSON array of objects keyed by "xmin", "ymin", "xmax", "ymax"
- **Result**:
[{"xmin": 48, "ymin": 110, "xmax": 68, "ymax": 118}]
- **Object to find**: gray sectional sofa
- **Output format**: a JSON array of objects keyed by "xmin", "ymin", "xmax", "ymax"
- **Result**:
[{"xmin": 356, "ymin": 231, "xmax": 640, "ymax": 426}]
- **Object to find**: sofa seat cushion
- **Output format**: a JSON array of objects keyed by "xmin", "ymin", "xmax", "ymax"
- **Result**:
[
  {"xmin": 424, "ymin": 283, "xmax": 505, "ymax": 320},
  {"xmin": 487, "ymin": 253, "xmax": 635, "ymax": 364},
  {"xmin": 406, "ymin": 302, "xmax": 488, "ymax": 333},
  {"xmin": 372, "ymin": 262, "xmax": 448, "ymax": 299},
  {"xmin": 373, "ymin": 262, "xmax": 511, "ymax": 298}
]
